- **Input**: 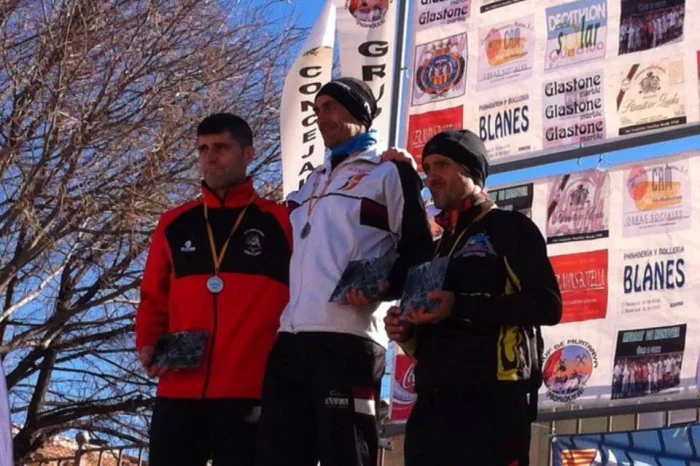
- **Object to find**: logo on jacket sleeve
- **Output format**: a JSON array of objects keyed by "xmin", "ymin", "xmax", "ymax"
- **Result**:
[
  {"xmin": 244, "ymin": 229, "xmax": 264, "ymax": 256},
  {"xmin": 338, "ymin": 173, "xmax": 369, "ymax": 191},
  {"xmin": 454, "ymin": 233, "xmax": 496, "ymax": 259}
]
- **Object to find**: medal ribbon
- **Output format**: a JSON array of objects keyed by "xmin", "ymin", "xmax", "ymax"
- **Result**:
[{"xmin": 204, "ymin": 193, "xmax": 257, "ymax": 275}]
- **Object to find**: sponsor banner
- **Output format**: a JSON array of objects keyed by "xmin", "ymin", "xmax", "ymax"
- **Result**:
[
  {"xmin": 622, "ymin": 159, "xmax": 691, "ymax": 237},
  {"xmin": 618, "ymin": 244, "xmax": 687, "ymax": 315},
  {"xmin": 489, "ymin": 183, "xmax": 534, "ymax": 217},
  {"xmin": 543, "ymin": 339, "xmax": 599, "ymax": 404},
  {"xmin": 388, "ymin": 346, "xmax": 416, "ymax": 423},
  {"xmin": 552, "ymin": 425, "xmax": 700, "ymax": 466},
  {"xmin": 414, "ymin": 0, "xmax": 470, "ymax": 34},
  {"xmin": 411, "ymin": 33, "xmax": 468, "ymax": 107},
  {"xmin": 280, "ymin": 0, "xmax": 335, "ymax": 196},
  {"xmin": 551, "ymin": 250, "xmax": 609, "ymax": 324},
  {"xmin": 407, "ymin": 107, "xmax": 464, "ymax": 172},
  {"xmin": 619, "ymin": 0, "xmax": 685, "ymax": 56},
  {"xmin": 611, "ymin": 324, "xmax": 686, "ymax": 400},
  {"xmin": 546, "ymin": 170, "xmax": 610, "ymax": 244},
  {"xmin": 545, "ymin": 0, "xmax": 608, "ymax": 71},
  {"xmin": 476, "ymin": 15, "xmax": 535, "ymax": 90},
  {"xmin": 480, "ymin": 0, "xmax": 527, "ymax": 14},
  {"xmin": 335, "ymin": 0, "xmax": 397, "ymax": 141},
  {"xmin": 477, "ymin": 92, "xmax": 536, "ymax": 163},
  {"xmin": 616, "ymin": 57, "xmax": 687, "ymax": 136},
  {"xmin": 542, "ymin": 71, "xmax": 606, "ymax": 150}
]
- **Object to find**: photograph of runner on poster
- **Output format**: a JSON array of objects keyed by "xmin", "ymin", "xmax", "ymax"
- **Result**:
[
  {"xmin": 611, "ymin": 324, "xmax": 686, "ymax": 400},
  {"xmin": 618, "ymin": 0, "xmax": 685, "ymax": 55},
  {"xmin": 546, "ymin": 170, "xmax": 609, "ymax": 244}
]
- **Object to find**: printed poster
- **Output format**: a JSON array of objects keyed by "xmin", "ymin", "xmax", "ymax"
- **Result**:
[
  {"xmin": 480, "ymin": 0, "xmax": 527, "ymax": 14},
  {"xmin": 545, "ymin": 0, "xmax": 607, "ymax": 71},
  {"xmin": 477, "ymin": 15, "xmax": 535, "ymax": 90},
  {"xmin": 550, "ymin": 250, "xmax": 609, "ymax": 324},
  {"xmin": 618, "ymin": 0, "xmax": 685, "ymax": 56},
  {"xmin": 611, "ymin": 324, "xmax": 686, "ymax": 400},
  {"xmin": 546, "ymin": 170, "xmax": 609, "ymax": 244},
  {"xmin": 477, "ymin": 92, "xmax": 535, "ymax": 163},
  {"xmin": 542, "ymin": 338, "xmax": 599, "ymax": 404},
  {"xmin": 543, "ymin": 71, "xmax": 605, "ymax": 150},
  {"xmin": 619, "ymin": 244, "xmax": 687, "ymax": 315},
  {"xmin": 622, "ymin": 159, "xmax": 691, "ymax": 236},
  {"xmin": 406, "ymin": 107, "xmax": 464, "ymax": 172},
  {"xmin": 412, "ymin": 33, "xmax": 468, "ymax": 107},
  {"xmin": 617, "ymin": 57, "xmax": 687, "ymax": 136},
  {"xmin": 389, "ymin": 351, "xmax": 416, "ymax": 422},
  {"xmin": 414, "ymin": 0, "xmax": 470, "ymax": 33},
  {"xmin": 489, "ymin": 183, "xmax": 534, "ymax": 217}
]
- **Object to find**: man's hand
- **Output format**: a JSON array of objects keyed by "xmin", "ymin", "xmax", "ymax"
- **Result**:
[
  {"xmin": 380, "ymin": 147, "xmax": 417, "ymax": 169},
  {"xmin": 343, "ymin": 282, "xmax": 390, "ymax": 306},
  {"xmin": 384, "ymin": 306, "xmax": 414, "ymax": 343},
  {"xmin": 404, "ymin": 290, "xmax": 455, "ymax": 325},
  {"xmin": 139, "ymin": 345, "xmax": 168, "ymax": 379}
]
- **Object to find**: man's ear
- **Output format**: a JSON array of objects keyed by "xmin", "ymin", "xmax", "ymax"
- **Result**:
[{"xmin": 243, "ymin": 145, "xmax": 255, "ymax": 165}]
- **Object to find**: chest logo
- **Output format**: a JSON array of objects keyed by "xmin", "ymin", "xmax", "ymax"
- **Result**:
[
  {"xmin": 453, "ymin": 232, "xmax": 496, "ymax": 259},
  {"xmin": 244, "ymin": 229, "xmax": 264, "ymax": 256},
  {"xmin": 338, "ymin": 173, "xmax": 369, "ymax": 191}
]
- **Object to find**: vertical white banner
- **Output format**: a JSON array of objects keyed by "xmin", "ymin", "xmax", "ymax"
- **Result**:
[
  {"xmin": 280, "ymin": 0, "xmax": 336, "ymax": 197},
  {"xmin": 334, "ymin": 0, "xmax": 397, "ymax": 146}
]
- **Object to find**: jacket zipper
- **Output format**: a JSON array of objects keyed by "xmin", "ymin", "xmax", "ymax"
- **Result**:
[{"xmin": 201, "ymin": 287, "xmax": 219, "ymax": 397}]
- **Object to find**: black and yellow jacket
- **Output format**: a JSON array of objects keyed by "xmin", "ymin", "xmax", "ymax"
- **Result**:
[{"xmin": 401, "ymin": 200, "xmax": 562, "ymax": 394}]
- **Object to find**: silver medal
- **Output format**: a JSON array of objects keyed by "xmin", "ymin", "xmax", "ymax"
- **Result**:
[
  {"xmin": 207, "ymin": 276, "xmax": 224, "ymax": 294},
  {"xmin": 300, "ymin": 222, "xmax": 311, "ymax": 239}
]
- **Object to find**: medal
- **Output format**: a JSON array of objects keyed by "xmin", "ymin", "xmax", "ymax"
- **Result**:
[
  {"xmin": 204, "ymin": 193, "xmax": 257, "ymax": 294},
  {"xmin": 207, "ymin": 276, "xmax": 224, "ymax": 294},
  {"xmin": 301, "ymin": 222, "xmax": 311, "ymax": 239}
]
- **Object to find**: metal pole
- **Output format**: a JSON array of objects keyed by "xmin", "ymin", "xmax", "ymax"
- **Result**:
[{"xmin": 388, "ymin": 0, "xmax": 410, "ymax": 148}]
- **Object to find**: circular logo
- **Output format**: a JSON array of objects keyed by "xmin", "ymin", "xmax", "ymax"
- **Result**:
[
  {"xmin": 626, "ymin": 165, "xmax": 648, "ymax": 201},
  {"xmin": 416, "ymin": 45, "xmax": 466, "ymax": 97},
  {"xmin": 347, "ymin": 0, "xmax": 389, "ymax": 28},
  {"xmin": 543, "ymin": 344, "xmax": 595, "ymax": 403}
]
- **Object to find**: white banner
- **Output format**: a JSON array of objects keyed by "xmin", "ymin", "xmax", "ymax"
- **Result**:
[
  {"xmin": 280, "ymin": 0, "xmax": 335, "ymax": 197},
  {"xmin": 493, "ymin": 151, "xmax": 700, "ymax": 412},
  {"xmin": 398, "ymin": 0, "xmax": 700, "ymax": 167},
  {"xmin": 334, "ymin": 0, "xmax": 397, "ymax": 146}
]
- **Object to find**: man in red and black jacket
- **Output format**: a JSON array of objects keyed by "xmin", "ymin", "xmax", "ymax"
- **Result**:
[{"xmin": 136, "ymin": 113, "xmax": 292, "ymax": 466}]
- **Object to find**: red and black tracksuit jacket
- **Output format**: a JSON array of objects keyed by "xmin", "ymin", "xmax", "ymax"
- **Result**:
[{"xmin": 136, "ymin": 179, "xmax": 292, "ymax": 400}]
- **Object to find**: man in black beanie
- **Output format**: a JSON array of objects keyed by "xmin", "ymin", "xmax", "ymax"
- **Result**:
[
  {"xmin": 256, "ymin": 78, "xmax": 433, "ymax": 466},
  {"xmin": 384, "ymin": 129, "xmax": 563, "ymax": 466}
]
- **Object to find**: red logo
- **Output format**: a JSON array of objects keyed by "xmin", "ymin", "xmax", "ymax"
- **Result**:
[{"xmin": 407, "ymin": 107, "xmax": 464, "ymax": 172}]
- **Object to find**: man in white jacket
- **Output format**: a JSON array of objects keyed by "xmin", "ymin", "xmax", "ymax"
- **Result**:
[
  {"xmin": 0, "ymin": 363, "xmax": 12, "ymax": 466},
  {"xmin": 256, "ymin": 77, "xmax": 433, "ymax": 466}
]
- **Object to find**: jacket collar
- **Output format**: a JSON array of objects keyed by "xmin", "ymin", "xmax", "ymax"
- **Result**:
[
  {"xmin": 435, "ymin": 192, "xmax": 493, "ymax": 233},
  {"xmin": 323, "ymin": 147, "xmax": 381, "ymax": 174},
  {"xmin": 201, "ymin": 178, "xmax": 257, "ymax": 208}
]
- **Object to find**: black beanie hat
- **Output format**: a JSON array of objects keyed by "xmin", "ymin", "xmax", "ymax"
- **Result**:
[
  {"xmin": 422, "ymin": 129, "xmax": 490, "ymax": 187},
  {"xmin": 315, "ymin": 77, "xmax": 379, "ymax": 130}
]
